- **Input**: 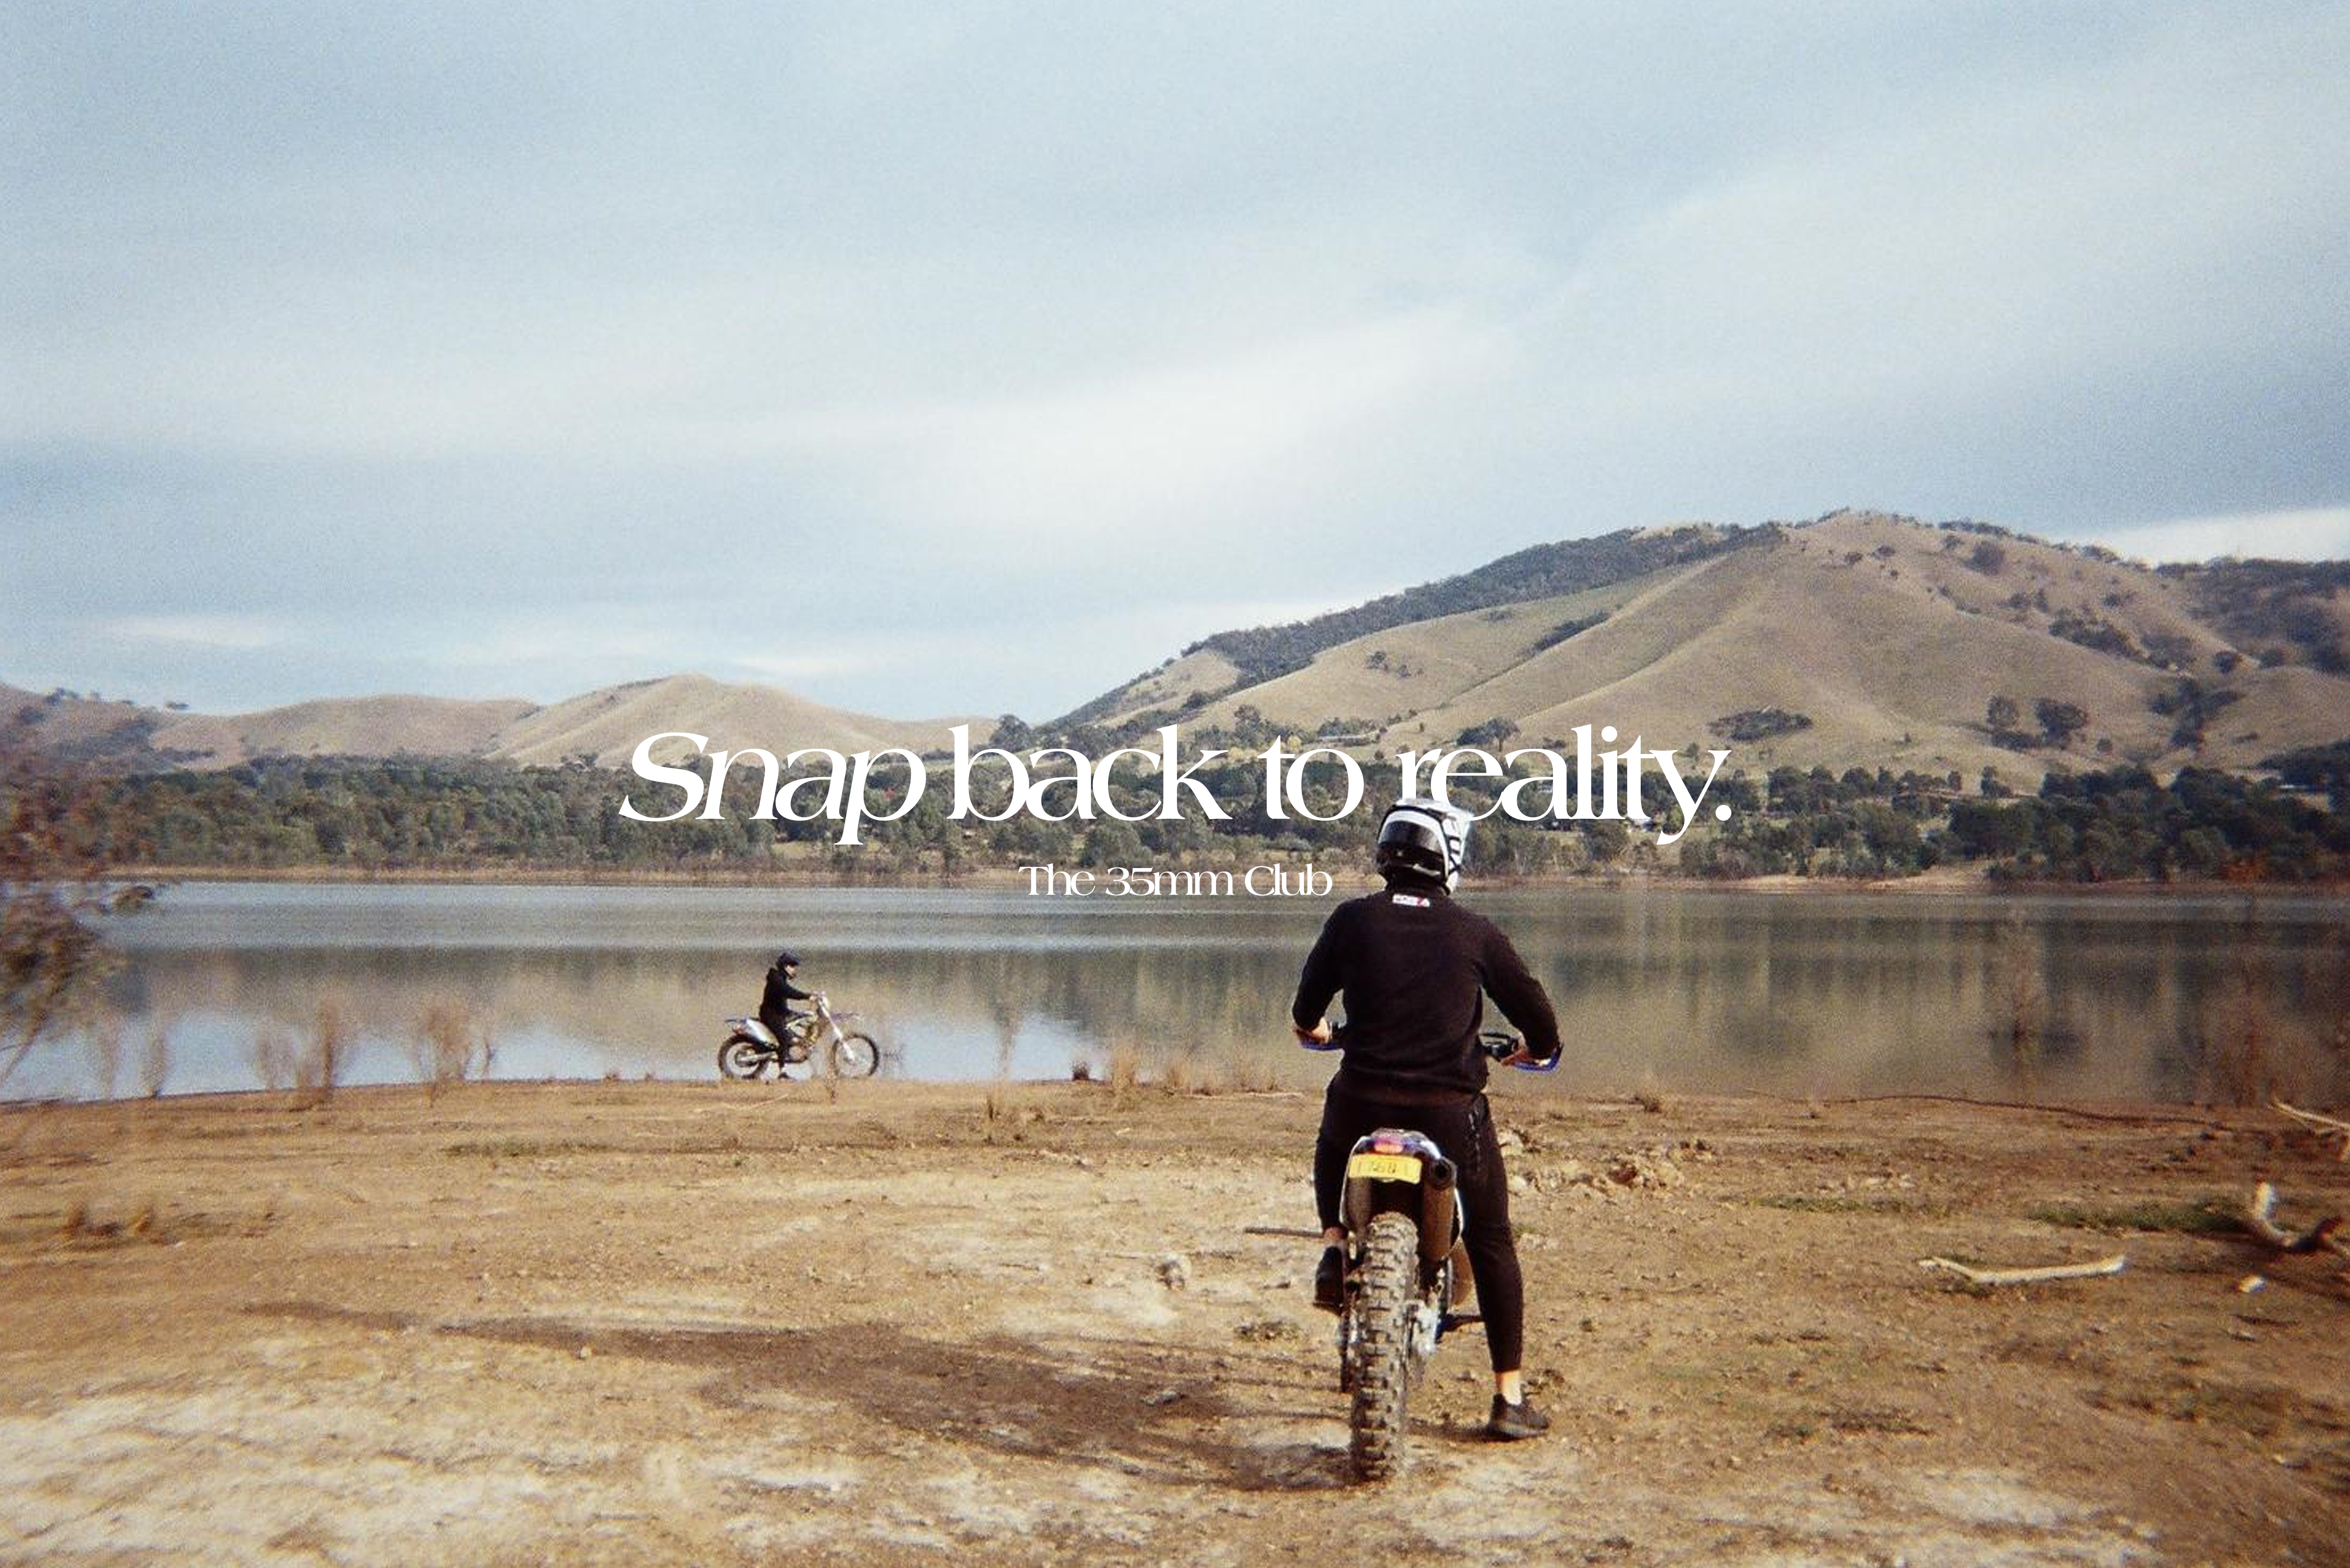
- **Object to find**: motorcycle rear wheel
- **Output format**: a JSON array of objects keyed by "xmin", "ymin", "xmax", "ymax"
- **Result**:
[
  {"xmin": 1347, "ymin": 1211, "xmax": 1419, "ymax": 1481},
  {"xmin": 718, "ymin": 1037, "xmax": 772, "ymax": 1080}
]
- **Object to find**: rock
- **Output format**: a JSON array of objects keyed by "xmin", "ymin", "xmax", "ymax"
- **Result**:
[
  {"xmin": 1156, "ymin": 1253, "xmax": 1190, "ymax": 1291},
  {"xmin": 1145, "ymin": 1388, "xmax": 1182, "ymax": 1406}
]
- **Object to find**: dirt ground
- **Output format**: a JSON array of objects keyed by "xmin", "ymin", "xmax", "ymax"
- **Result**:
[{"xmin": 3, "ymin": 1079, "xmax": 2347, "ymax": 1568}]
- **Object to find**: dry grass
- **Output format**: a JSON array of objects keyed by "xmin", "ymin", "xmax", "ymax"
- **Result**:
[
  {"xmin": 1106, "ymin": 1043, "xmax": 1142, "ymax": 1099},
  {"xmin": 412, "ymin": 996, "xmax": 490, "ymax": 1099},
  {"xmin": 84, "ymin": 1016, "xmax": 122, "ymax": 1100},
  {"xmin": 1995, "ymin": 909, "xmax": 2047, "ymax": 1094},
  {"xmin": 295, "ymin": 995, "xmax": 352, "ymax": 1107},
  {"xmin": 58, "ymin": 1195, "xmax": 171, "ymax": 1246},
  {"xmin": 2027, "ymin": 1197, "xmax": 2245, "ymax": 1237},
  {"xmin": 247, "ymin": 1026, "xmax": 294, "ymax": 1092},
  {"xmin": 137, "ymin": 1025, "xmax": 172, "ymax": 1098},
  {"xmin": 1219, "ymin": 1052, "xmax": 1280, "ymax": 1094}
]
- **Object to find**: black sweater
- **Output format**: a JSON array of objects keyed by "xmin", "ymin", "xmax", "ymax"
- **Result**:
[
  {"xmin": 759, "ymin": 966, "xmax": 812, "ymax": 1033},
  {"xmin": 1290, "ymin": 884, "xmax": 1562, "ymax": 1097}
]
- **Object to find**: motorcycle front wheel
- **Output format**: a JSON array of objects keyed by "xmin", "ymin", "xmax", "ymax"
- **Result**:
[
  {"xmin": 718, "ymin": 1037, "xmax": 772, "ymax": 1080},
  {"xmin": 830, "ymin": 1032, "xmax": 881, "ymax": 1077},
  {"xmin": 1347, "ymin": 1211, "xmax": 1419, "ymax": 1482}
]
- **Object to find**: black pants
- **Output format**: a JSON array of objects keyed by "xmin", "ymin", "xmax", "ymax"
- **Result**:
[{"xmin": 1313, "ymin": 1076, "xmax": 1526, "ymax": 1374}]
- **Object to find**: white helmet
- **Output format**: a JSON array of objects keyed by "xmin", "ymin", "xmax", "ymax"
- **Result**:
[{"xmin": 1375, "ymin": 797, "xmax": 1472, "ymax": 892}]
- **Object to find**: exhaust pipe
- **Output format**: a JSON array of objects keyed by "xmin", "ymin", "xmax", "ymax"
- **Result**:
[{"xmin": 1418, "ymin": 1157, "xmax": 1459, "ymax": 1275}]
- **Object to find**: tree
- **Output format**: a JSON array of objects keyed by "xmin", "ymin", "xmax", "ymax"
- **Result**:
[
  {"xmin": 1, "ymin": 738, "xmax": 122, "ymax": 1091},
  {"xmin": 1985, "ymin": 695, "xmax": 2022, "ymax": 742},
  {"xmin": 1457, "ymin": 717, "xmax": 1520, "ymax": 748},
  {"xmin": 2035, "ymin": 699, "xmax": 2090, "ymax": 748},
  {"xmin": 1079, "ymin": 821, "xmax": 1146, "ymax": 868}
]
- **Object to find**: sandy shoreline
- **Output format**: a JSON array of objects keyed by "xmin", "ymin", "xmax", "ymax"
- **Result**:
[{"xmin": 3, "ymin": 1080, "xmax": 2345, "ymax": 1565}]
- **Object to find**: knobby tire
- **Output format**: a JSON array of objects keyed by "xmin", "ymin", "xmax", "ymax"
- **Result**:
[
  {"xmin": 832, "ymin": 1032, "xmax": 881, "ymax": 1078},
  {"xmin": 718, "ymin": 1038, "xmax": 770, "ymax": 1080},
  {"xmin": 1348, "ymin": 1211, "xmax": 1419, "ymax": 1481}
]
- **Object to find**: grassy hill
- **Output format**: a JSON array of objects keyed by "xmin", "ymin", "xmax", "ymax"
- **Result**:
[
  {"xmin": 486, "ymin": 673, "xmax": 973, "ymax": 767},
  {"xmin": 1065, "ymin": 511, "xmax": 2350, "ymax": 787},
  {"xmin": 2, "ymin": 676, "xmax": 979, "ymax": 772}
]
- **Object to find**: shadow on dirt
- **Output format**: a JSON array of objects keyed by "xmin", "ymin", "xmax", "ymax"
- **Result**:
[{"xmin": 246, "ymin": 1300, "xmax": 1355, "ymax": 1491}]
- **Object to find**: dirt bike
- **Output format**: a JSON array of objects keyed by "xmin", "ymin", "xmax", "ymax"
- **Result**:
[
  {"xmin": 718, "ymin": 993, "xmax": 881, "ymax": 1080},
  {"xmin": 1309, "ymin": 1028, "xmax": 1554, "ymax": 1481}
]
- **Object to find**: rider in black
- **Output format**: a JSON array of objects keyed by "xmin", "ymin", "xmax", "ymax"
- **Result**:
[
  {"xmin": 1291, "ymin": 798, "xmax": 1562, "ymax": 1442},
  {"xmin": 759, "ymin": 951, "xmax": 813, "ymax": 1044}
]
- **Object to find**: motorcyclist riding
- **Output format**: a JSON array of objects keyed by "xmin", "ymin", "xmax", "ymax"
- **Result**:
[
  {"xmin": 759, "ymin": 950, "xmax": 813, "ymax": 1045},
  {"xmin": 1291, "ymin": 797, "xmax": 1563, "ymax": 1441}
]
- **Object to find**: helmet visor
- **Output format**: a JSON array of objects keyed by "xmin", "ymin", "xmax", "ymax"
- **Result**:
[{"xmin": 1376, "ymin": 814, "xmax": 1450, "ymax": 877}]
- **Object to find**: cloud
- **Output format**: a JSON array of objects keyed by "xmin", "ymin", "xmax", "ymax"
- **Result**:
[
  {"xmin": 5, "ymin": 3, "xmax": 2345, "ymax": 718},
  {"xmin": 103, "ymin": 614, "xmax": 283, "ymax": 650},
  {"xmin": 2087, "ymin": 507, "xmax": 2350, "ymax": 565}
]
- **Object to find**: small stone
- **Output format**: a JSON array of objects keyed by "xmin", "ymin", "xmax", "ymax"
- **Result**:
[
  {"xmin": 577, "ymin": 1345, "xmax": 593, "ymax": 1360},
  {"xmin": 1145, "ymin": 1388, "xmax": 1182, "ymax": 1406}
]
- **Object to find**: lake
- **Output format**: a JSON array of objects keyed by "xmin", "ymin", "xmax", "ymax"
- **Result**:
[{"xmin": 16, "ymin": 880, "xmax": 2348, "ymax": 1104}]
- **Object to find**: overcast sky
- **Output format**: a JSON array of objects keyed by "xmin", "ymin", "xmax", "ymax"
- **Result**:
[{"xmin": 7, "ymin": 2, "xmax": 2348, "ymax": 720}]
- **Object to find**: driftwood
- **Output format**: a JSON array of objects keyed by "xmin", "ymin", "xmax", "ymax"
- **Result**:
[
  {"xmin": 2244, "ymin": 1182, "xmax": 2348, "ymax": 1259},
  {"xmin": 1918, "ymin": 1254, "xmax": 2126, "ymax": 1287},
  {"xmin": 2273, "ymin": 1100, "xmax": 2350, "ymax": 1161}
]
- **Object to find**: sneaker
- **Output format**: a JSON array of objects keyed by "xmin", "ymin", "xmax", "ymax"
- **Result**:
[
  {"xmin": 1312, "ymin": 1245, "xmax": 1345, "ymax": 1313},
  {"xmin": 1487, "ymin": 1395, "xmax": 1551, "ymax": 1441}
]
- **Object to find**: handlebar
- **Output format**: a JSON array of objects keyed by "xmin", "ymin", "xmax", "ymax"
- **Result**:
[
  {"xmin": 1293, "ymin": 1024, "xmax": 1556, "ymax": 1072},
  {"xmin": 1479, "ymin": 1030, "xmax": 1559, "ymax": 1073}
]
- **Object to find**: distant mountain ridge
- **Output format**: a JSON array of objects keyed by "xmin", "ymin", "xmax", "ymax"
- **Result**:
[
  {"xmin": 1, "ymin": 675, "xmax": 978, "ymax": 772},
  {"xmin": 12, "ymin": 510, "xmax": 2349, "ymax": 785}
]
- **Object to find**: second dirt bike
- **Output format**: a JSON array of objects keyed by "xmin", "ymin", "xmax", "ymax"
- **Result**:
[{"xmin": 718, "ymin": 993, "xmax": 880, "ymax": 1080}]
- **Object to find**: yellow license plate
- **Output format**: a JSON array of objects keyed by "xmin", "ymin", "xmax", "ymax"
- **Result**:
[{"xmin": 1346, "ymin": 1153, "xmax": 1422, "ymax": 1183}]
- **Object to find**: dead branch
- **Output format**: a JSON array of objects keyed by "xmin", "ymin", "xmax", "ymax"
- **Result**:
[
  {"xmin": 1918, "ymin": 1254, "xmax": 2126, "ymax": 1287},
  {"xmin": 2272, "ymin": 1100, "xmax": 2350, "ymax": 1161},
  {"xmin": 2244, "ymin": 1182, "xmax": 2348, "ymax": 1259}
]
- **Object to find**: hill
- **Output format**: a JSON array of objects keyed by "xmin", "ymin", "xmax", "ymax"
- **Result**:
[
  {"xmin": 1, "ymin": 676, "xmax": 980, "ymax": 772},
  {"xmin": 486, "ymin": 673, "xmax": 970, "ymax": 767},
  {"xmin": 0, "ymin": 685, "xmax": 536, "ymax": 769},
  {"xmin": 1065, "ymin": 511, "xmax": 2350, "ymax": 787}
]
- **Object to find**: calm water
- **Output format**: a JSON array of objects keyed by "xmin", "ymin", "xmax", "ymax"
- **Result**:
[{"xmin": 18, "ymin": 881, "xmax": 2350, "ymax": 1103}]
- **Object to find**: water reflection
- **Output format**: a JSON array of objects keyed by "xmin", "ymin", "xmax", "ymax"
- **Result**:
[{"xmin": 19, "ymin": 882, "xmax": 2348, "ymax": 1104}]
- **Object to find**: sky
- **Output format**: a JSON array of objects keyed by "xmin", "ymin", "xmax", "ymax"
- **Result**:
[{"xmin": 6, "ymin": 2, "xmax": 2348, "ymax": 722}]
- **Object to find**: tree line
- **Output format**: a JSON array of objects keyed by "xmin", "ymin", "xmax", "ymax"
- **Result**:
[{"xmin": 39, "ymin": 747, "xmax": 2347, "ymax": 883}]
